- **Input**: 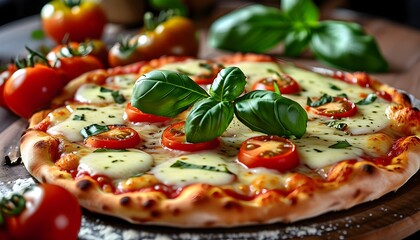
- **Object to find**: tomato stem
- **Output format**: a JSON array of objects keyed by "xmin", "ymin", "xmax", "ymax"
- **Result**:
[
  {"xmin": 0, "ymin": 194, "xmax": 26, "ymax": 224},
  {"xmin": 62, "ymin": 0, "xmax": 82, "ymax": 8}
]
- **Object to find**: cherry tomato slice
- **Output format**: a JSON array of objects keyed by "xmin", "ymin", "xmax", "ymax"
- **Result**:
[
  {"xmin": 307, "ymin": 97, "xmax": 357, "ymax": 119},
  {"xmin": 251, "ymin": 73, "xmax": 300, "ymax": 94},
  {"xmin": 238, "ymin": 135, "xmax": 299, "ymax": 172},
  {"xmin": 124, "ymin": 102, "xmax": 171, "ymax": 123},
  {"xmin": 85, "ymin": 126, "xmax": 141, "ymax": 149},
  {"xmin": 161, "ymin": 122, "xmax": 220, "ymax": 151}
]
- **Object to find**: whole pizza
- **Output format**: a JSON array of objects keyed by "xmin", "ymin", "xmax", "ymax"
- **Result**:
[{"xmin": 20, "ymin": 53, "xmax": 420, "ymax": 227}]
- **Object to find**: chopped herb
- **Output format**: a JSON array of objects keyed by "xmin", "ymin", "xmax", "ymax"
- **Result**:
[
  {"xmin": 198, "ymin": 62, "xmax": 213, "ymax": 71},
  {"xmin": 328, "ymin": 140, "xmax": 352, "ymax": 149},
  {"xmin": 100, "ymin": 87, "xmax": 126, "ymax": 104},
  {"xmin": 314, "ymin": 148, "xmax": 323, "ymax": 152},
  {"xmin": 80, "ymin": 124, "xmax": 109, "ymax": 138},
  {"xmin": 327, "ymin": 121, "xmax": 348, "ymax": 131},
  {"xmin": 93, "ymin": 148, "xmax": 128, "ymax": 153},
  {"xmin": 108, "ymin": 115, "xmax": 116, "ymax": 118},
  {"xmin": 170, "ymin": 160, "xmax": 234, "ymax": 174},
  {"xmin": 307, "ymin": 94, "xmax": 334, "ymax": 107},
  {"xmin": 356, "ymin": 93, "xmax": 377, "ymax": 105},
  {"xmin": 76, "ymin": 107, "xmax": 97, "ymax": 111},
  {"xmin": 97, "ymin": 95, "xmax": 106, "ymax": 100},
  {"xmin": 329, "ymin": 83, "xmax": 341, "ymax": 91},
  {"xmin": 337, "ymin": 93, "xmax": 348, "ymax": 99},
  {"xmin": 73, "ymin": 114, "xmax": 85, "ymax": 121}
]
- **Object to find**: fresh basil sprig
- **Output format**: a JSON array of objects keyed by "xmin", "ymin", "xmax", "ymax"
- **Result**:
[
  {"xmin": 131, "ymin": 67, "xmax": 308, "ymax": 143},
  {"xmin": 208, "ymin": 0, "xmax": 388, "ymax": 72}
]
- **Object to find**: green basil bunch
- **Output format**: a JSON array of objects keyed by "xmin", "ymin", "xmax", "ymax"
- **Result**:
[
  {"xmin": 131, "ymin": 67, "xmax": 307, "ymax": 143},
  {"xmin": 208, "ymin": 0, "xmax": 388, "ymax": 72}
]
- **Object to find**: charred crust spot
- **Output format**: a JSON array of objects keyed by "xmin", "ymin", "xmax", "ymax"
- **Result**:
[
  {"xmin": 289, "ymin": 197, "xmax": 298, "ymax": 206},
  {"xmin": 204, "ymin": 221, "xmax": 216, "ymax": 227},
  {"xmin": 41, "ymin": 176, "xmax": 47, "ymax": 183},
  {"xmin": 210, "ymin": 190, "xmax": 223, "ymax": 198},
  {"xmin": 143, "ymin": 199, "xmax": 156, "ymax": 209},
  {"xmin": 34, "ymin": 140, "xmax": 48, "ymax": 149},
  {"xmin": 172, "ymin": 208, "xmax": 180, "ymax": 216},
  {"xmin": 150, "ymin": 210, "xmax": 161, "ymax": 218},
  {"xmin": 223, "ymin": 200, "xmax": 242, "ymax": 210},
  {"xmin": 77, "ymin": 179, "xmax": 92, "ymax": 191},
  {"xmin": 102, "ymin": 205, "xmax": 110, "ymax": 211},
  {"xmin": 362, "ymin": 164, "xmax": 375, "ymax": 174},
  {"xmin": 119, "ymin": 196, "xmax": 131, "ymax": 206},
  {"xmin": 353, "ymin": 189, "xmax": 361, "ymax": 199}
]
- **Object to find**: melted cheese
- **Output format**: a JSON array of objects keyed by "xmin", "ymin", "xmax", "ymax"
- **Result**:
[
  {"xmin": 78, "ymin": 149, "xmax": 154, "ymax": 179},
  {"xmin": 157, "ymin": 59, "xmax": 212, "ymax": 76},
  {"xmin": 152, "ymin": 152, "xmax": 238, "ymax": 187},
  {"xmin": 47, "ymin": 104, "xmax": 125, "ymax": 142}
]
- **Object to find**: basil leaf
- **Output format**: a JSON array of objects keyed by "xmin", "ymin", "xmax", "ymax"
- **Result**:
[
  {"xmin": 281, "ymin": 0, "xmax": 319, "ymax": 22},
  {"xmin": 328, "ymin": 140, "xmax": 352, "ymax": 149},
  {"xmin": 131, "ymin": 70, "xmax": 209, "ymax": 117},
  {"xmin": 356, "ymin": 93, "xmax": 377, "ymax": 105},
  {"xmin": 170, "ymin": 160, "xmax": 234, "ymax": 174},
  {"xmin": 235, "ymin": 91, "xmax": 307, "ymax": 138},
  {"xmin": 208, "ymin": 5, "xmax": 290, "ymax": 53},
  {"xmin": 310, "ymin": 21, "xmax": 388, "ymax": 72},
  {"xmin": 284, "ymin": 28, "xmax": 311, "ymax": 57},
  {"xmin": 185, "ymin": 98, "xmax": 234, "ymax": 143},
  {"xmin": 209, "ymin": 67, "xmax": 246, "ymax": 101},
  {"xmin": 80, "ymin": 124, "xmax": 109, "ymax": 138}
]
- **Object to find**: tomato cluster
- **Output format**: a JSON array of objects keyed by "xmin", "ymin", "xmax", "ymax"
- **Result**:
[
  {"xmin": 0, "ymin": 41, "xmax": 106, "ymax": 118},
  {"xmin": 0, "ymin": 184, "xmax": 82, "ymax": 240}
]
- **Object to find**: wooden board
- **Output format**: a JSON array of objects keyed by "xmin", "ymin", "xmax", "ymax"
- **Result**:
[{"xmin": 0, "ymin": 115, "xmax": 419, "ymax": 240}]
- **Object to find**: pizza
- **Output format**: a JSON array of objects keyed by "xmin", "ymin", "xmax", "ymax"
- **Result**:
[{"xmin": 19, "ymin": 53, "xmax": 420, "ymax": 228}]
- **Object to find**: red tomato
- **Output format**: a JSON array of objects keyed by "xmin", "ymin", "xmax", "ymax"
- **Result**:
[
  {"xmin": 238, "ymin": 135, "xmax": 299, "ymax": 172},
  {"xmin": 108, "ymin": 38, "xmax": 143, "ymax": 68},
  {"xmin": 6, "ymin": 184, "xmax": 81, "ymax": 240},
  {"xmin": 3, "ymin": 65, "xmax": 63, "ymax": 118},
  {"xmin": 333, "ymin": 71, "xmax": 371, "ymax": 88},
  {"xmin": 41, "ymin": 0, "xmax": 107, "ymax": 43},
  {"xmin": 161, "ymin": 122, "xmax": 220, "ymax": 151},
  {"xmin": 124, "ymin": 102, "xmax": 171, "ymax": 123},
  {"xmin": 251, "ymin": 73, "xmax": 300, "ymax": 94},
  {"xmin": 307, "ymin": 97, "xmax": 357, "ymax": 119},
  {"xmin": 51, "ymin": 55, "xmax": 104, "ymax": 84},
  {"xmin": 85, "ymin": 126, "xmax": 141, "ymax": 149}
]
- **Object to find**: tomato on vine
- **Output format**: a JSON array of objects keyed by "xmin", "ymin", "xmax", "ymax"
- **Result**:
[
  {"xmin": 1, "ymin": 184, "xmax": 82, "ymax": 240},
  {"xmin": 3, "ymin": 48, "xmax": 64, "ymax": 118},
  {"xmin": 41, "ymin": 0, "xmax": 108, "ymax": 43},
  {"xmin": 108, "ymin": 10, "xmax": 199, "ymax": 67}
]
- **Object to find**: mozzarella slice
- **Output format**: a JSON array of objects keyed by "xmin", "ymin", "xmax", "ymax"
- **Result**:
[{"xmin": 78, "ymin": 149, "xmax": 154, "ymax": 180}]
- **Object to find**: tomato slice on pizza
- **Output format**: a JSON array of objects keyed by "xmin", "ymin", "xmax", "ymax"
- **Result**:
[
  {"xmin": 161, "ymin": 122, "xmax": 220, "ymax": 151},
  {"xmin": 251, "ymin": 72, "xmax": 301, "ymax": 94},
  {"xmin": 238, "ymin": 135, "xmax": 299, "ymax": 172},
  {"xmin": 124, "ymin": 103, "xmax": 171, "ymax": 123},
  {"xmin": 83, "ymin": 125, "xmax": 141, "ymax": 149},
  {"xmin": 307, "ymin": 95, "xmax": 357, "ymax": 119}
]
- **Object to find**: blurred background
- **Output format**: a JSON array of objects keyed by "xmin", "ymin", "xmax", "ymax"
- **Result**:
[{"xmin": 0, "ymin": 0, "xmax": 419, "ymax": 29}]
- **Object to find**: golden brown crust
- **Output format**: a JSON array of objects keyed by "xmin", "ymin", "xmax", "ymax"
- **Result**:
[{"xmin": 19, "ymin": 54, "xmax": 420, "ymax": 228}]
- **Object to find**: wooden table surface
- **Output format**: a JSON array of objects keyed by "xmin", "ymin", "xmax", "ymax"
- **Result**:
[{"xmin": 0, "ymin": 2, "xmax": 419, "ymax": 239}]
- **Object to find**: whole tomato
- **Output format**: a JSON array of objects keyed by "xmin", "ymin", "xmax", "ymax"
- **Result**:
[
  {"xmin": 5, "ymin": 184, "xmax": 82, "ymax": 240},
  {"xmin": 3, "ymin": 64, "xmax": 63, "ymax": 118},
  {"xmin": 108, "ymin": 11, "xmax": 199, "ymax": 67},
  {"xmin": 0, "ymin": 64, "xmax": 17, "ymax": 108},
  {"xmin": 41, "ymin": 0, "xmax": 108, "ymax": 43},
  {"xmin": 47, "ymin": 43, "xmax": 104, "ymax": 84}
]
